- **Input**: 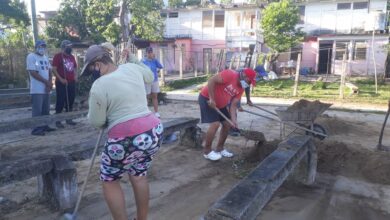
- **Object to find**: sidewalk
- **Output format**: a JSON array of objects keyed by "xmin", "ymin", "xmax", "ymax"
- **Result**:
[{"xmin": 166, "ymin": 87, "xmax": 389, "ymax": 113}]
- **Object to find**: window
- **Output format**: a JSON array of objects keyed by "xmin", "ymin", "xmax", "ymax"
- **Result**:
[
  {"xmin": 169, "ymin": 12, "xmax": 178, "ymax": 18},
  {"xmin": 214, "ymin": 10, "xmax": 225, "ymax": 28},
  {"xmin": 202, "ymin": 11, "xmax": 213, "ymax": 28},
  {"xmin": 335, "ymin": 41, "xmax": 349, "ymax": 60},
  {"xmin": 160, "ymin": 12, "xmax": 167, "ymax": 18},
  {"xmin": 353, "ymin": 2, "xmax": 368, "ymax": 9},
  {"xmin": 298, "ymin": 6, "xmax": 305, "ymax": 24},
  {"xmin": 337, "ymin": 3, "xmax": 351, "ymax": 10},
  {"xmin": 353, "ymin": 41, "xmax": 366, "ymax": 60},
  {"xmin": 250, "ymin": 15, "xmax": 256, "ymax": 29}
]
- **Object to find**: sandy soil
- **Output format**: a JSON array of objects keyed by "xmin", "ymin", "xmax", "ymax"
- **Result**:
[{"xmin": 1, "ymin": 100, "xmax": 390, "ymax": 220}]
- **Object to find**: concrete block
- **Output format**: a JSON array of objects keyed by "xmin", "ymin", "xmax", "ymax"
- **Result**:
[
  {"xmin": 204, "ymin": 136, "xmax": 315, "ymax": 220},
  {"xmin": 38, "ymin": 155, "xmax": 78, "ymax": 211},
  {"xmin": 180, "ymin": 126, "xmax": 202, "ymax": 148}
]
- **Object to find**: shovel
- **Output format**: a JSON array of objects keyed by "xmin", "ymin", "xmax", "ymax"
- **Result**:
[
  {"xmin": 243, "ymin": 109, "xmax": 327, "ymax": 138},
  {"xmin": 214, "ymin": 108, "xmax": 265, "ymax": 142}
]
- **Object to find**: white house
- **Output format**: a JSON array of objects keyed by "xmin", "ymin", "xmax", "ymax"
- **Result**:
[
  {"xmin": 151, "ymin": 3, "xmax": 262, "ymax": 72},
  {"xmin": 296, "ymin": 0, "xmax": 388, "ymax": 76}
]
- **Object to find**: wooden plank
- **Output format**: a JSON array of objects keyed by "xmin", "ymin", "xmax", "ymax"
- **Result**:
[{"xmin": 0, "ymin": 110, "xmax": 88, "ymax": 133}]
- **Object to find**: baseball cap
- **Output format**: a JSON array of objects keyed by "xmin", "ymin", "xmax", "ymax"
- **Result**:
[
  {"xmin": 243, "ymin": 68, "xmax": 257, "ymax": 86},
  {"xmin": 60, "ymin": 40, "xmax": 72, "ymax": 48},
  {"xmin": 80, "ymin": 45, "xmax": 110, "ymax": 76},
  {"xmin": 146, "ymin": 47, "xmax": 153, "ymax": 53},
  {"xmin": 35, "ymin": 40, "xmax": 46, "ymax": 48}
]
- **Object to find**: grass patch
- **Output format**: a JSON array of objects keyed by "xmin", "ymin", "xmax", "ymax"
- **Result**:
[
  {"xmin": 252, "ymin": 78, "xmax": 390, "ymax": 104},
  {"xmin": 161, "ymin": 75, "xmax": 209, "ymax": 92}
]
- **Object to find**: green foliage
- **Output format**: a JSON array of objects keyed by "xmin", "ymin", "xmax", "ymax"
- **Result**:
[
  {"xmin": 161, "ymin": 75, "xmax": 209, "ymax": 91},
  {"xmin": 0, "ymin": 0, "xmax": 30, "ymax": 27},
  {"xmin": 220, "ymin": 0, "xmax": 233, "ymax": 4},
  {"xmin": 252, "ymin": 78, "xmax": 390, "ymax": 104},
  {"xmin": 0, "ymin": 27, "xmax": 33, "ymax": 88},
  {"xmin": 169, "ymin": 0, "xmax": 183, "ymax": 8},
  {"xmin": 127, "ymin": 0, "xmax": 165, "ymax": 41},
  {"xmin": 184, "ymin": 0, "xmax": 201, "ymax": 6},
  {"xmin": 46, "ymin": 0, "xmax": 121, "ymax": 46},
  {"xmin": 311, "ymin": 81, "xmax": 327, "ymax": 90},
  {"xmin": 260, "ymin": 0, "xmax": 304, "ymax": 53}
]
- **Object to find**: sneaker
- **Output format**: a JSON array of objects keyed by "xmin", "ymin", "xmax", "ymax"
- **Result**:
[
  {"xmin": 203, "ymin": 151, "xmax": 222, "ymax": 161},
  {"xmin": 155, "ymin": 112, "xmax": 161, "ymax": 118},
  {"xmin": 43, "ymin": 126, "xmax": 56, "ymax": 132},
  {"xmin": 56, "ymin": 121, "xmax": 65, "ymax": 128},
  {"xmin": 218, "ymin": 149, "xmax": 234, "ymax": 158},
  {"xmin": 66, "ymin": 119, "xmax": 77, "ymax": 125}
]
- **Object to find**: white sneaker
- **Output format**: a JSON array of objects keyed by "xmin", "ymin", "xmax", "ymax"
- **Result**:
[
  {"xmin": 203, "ymin": 151, "xmax": 222, "ymax": 161},
  {"xmin": 219, "ymin": 149, "xmax": 234, "ymax": 158},
  {"xmin": 155, "ymin": 112, "xmax": 161, "ymax": 118}
]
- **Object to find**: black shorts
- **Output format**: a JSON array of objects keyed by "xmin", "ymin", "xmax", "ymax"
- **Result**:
[{"xmin": 198, "ymin": 94, "xmax": 230, "ymax": 123}]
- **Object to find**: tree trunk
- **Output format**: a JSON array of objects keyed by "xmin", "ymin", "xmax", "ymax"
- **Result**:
[{"xmin": 119, "ymin": 0, "xmax": 129, "ymax": 43}]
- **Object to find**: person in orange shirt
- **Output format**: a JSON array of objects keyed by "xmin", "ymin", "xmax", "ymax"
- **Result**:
[{"xmin": 198, "ymin": 68, "xmax": 256, "ymax": 161}]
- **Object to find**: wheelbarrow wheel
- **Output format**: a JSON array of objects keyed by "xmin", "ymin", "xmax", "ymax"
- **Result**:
[{"xmin": 305, "ymin": 123, "xmax": 327, "ymax": 140}]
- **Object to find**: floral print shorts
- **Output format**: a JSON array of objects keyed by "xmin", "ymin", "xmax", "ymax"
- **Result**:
[{"xmin": 100, "ymin": 123, "xmax": 163, "ymax": 181}]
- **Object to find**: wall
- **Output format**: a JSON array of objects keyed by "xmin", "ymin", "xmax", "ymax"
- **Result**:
[
  {"xmin": 301, "ymin": 39, "xmax": 318, "ymax": 71},
  {"xmin": 298, "ymin": 0, "xmax": 387, "ymax": 35}
]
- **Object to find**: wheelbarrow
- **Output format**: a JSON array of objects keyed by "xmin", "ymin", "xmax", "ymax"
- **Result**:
[{"xmin": 243, "ymin": 102, "xmax": 330, "ymax": 140}]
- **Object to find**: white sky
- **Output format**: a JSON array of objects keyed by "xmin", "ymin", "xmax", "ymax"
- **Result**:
[
  {"xmin": 22, "ymin": 0, "xmax": 61, "ymax": 15},
  {"xmin": 22, "ymin": 0, "xmax": 225, "ymax": 15}
]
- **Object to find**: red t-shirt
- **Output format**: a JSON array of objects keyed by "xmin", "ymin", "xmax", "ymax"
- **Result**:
[
  {"xmin": 200, "ymin": 69, "xmax": 244, "ymax": 108},
  {"xmin": 52, "ymin": 53, "xmax": 77, "ymax": 82}
]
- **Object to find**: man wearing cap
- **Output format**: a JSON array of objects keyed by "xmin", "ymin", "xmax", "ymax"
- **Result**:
[
  {"xmin": 142, "ymin": 47, "xmax": 163, "ymax": 118},
  {"xmin": 26, "ymin": 40, "xmax": 56, "ymax": 135},
  {"xmin": 198, "ymin": 68, "xmax": 256, "ymax": 161},
  {"xmin": 52, "ymin": 40, "xmax": 78, "ymax": 128}
]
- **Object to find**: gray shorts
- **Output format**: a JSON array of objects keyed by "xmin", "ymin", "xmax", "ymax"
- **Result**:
[
  {"xmin": 145, "ymin": 81, "xmax": 160, "ymax": 95},
  {"xmin": 198, "ymin": 94, "xmax": 230, "ymax": 123}
]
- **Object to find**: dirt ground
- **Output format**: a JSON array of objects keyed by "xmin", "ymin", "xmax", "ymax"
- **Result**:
[{"xmin": 1, "ymin": 100, "xmax": 390, "ymax": 220}]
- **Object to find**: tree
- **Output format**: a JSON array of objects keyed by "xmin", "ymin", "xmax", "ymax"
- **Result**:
[
  {"xmin": 185, "ymin": 0, "xmax": 201, "ymax": 6},
  {"xmin": 260, "ymin": 0, "xmax": 304, "ymax": 54},
  {"xmin": 46, "ymin": 0, "xmax": 164, "ymax": 45},
  {"xmin": 46, "ymin": 0, "xmax": 121, "ymax": 46},
  {"xmin": 0, "ymin": 0, "xmax": 30, "ymax": 28},
  {"xmin": 127, "ymin": 0, "xmax": 165, "ymax": 41},
  {"xmin": 169, "ymin": 0, "xmax": 183, "ymax": 8}
]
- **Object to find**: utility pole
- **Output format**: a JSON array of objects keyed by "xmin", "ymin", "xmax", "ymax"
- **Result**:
[{"xmin": 30, "ymin": 0, "xmax": 38, "ymax": 43}]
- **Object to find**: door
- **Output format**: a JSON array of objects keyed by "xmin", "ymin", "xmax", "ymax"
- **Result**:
[{"xmin": 318, "ymin": 41, "xmax": 333, "ymax": 74}]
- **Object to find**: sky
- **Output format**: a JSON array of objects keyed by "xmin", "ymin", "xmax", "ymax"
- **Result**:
[
  {"xmin": 22, "ymin": 0, "xmax": 61, "ymax": 15},
  {"xmin": 21, "ymin": 0, "xmax": 227, "ymax": 15}
]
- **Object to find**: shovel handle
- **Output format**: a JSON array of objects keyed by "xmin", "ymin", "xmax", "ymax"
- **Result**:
[
  {"xmin": 214, "ymin": 108, "xmax": 235, "ymax": 127},
  {"xmin": 252, "ymin": 104, "xmax": 278, "ymax": 117}
]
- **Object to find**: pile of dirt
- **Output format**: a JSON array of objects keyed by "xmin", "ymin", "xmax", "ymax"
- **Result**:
[
  {"xmin": 287, "ymin": 99, "xmax": 331, "ymax": 114},
  {"xmin": 316, "ymin": 140, "xmax": 390, "ymax": 185},
  {"xmin": 244, "ymin": 140, "xmax": 280, "ymax": 163},
  {"xmin": 247, "ymin": 138, "xmax": 390, "ymax": 186}
]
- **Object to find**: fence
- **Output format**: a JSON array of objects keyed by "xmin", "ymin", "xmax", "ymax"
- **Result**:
[{"xmin": 1, "ymin": 41, "xmax": 388, "ymax": 90}]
